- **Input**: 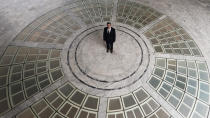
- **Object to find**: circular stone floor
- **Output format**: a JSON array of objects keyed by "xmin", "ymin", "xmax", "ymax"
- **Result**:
[
  {"xmin": 0, "ymin": 0, "xmax": 210, "ymax": 118},
  {"xmin": 66, "ymin": 25, "xmax": 151, "ymax": 91},
  {"xmin": 76, "ymin": 30, "xmax": 141, "ymax": 82}
]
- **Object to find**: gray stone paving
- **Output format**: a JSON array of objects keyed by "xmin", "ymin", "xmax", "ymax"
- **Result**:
[
  {"xmin": 0, "ymin": 0, "xmax": 210, "ymax": 118},
  {"xmin": 148, "ymin": 58, "xmax": 210, "ymax": 118}
]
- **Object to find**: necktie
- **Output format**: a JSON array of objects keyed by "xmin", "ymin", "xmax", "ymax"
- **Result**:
[{"xmin": 108, "ymin": 28, "xmax": 111, "ymax": 34}]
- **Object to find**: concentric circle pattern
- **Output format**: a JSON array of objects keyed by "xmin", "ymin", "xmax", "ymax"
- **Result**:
[
  {"xmin": 75, "ymin": 29, "xmax": 142, "ymax": 82},
  {"xmin": 66, "ymin": 25, "xmax": 150, "ymax": 91},
  {"xmin": 0, "ymin": 0, "xmax": 209, "ymax": 118}
]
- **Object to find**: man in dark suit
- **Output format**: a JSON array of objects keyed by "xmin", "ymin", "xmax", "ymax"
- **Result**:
[{"xmin": 103, "ymin": 22, "xmax": 116, "ymax": 53}]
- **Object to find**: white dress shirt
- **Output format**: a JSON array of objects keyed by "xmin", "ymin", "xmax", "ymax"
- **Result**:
[{"xmin": 107, "ymin": 28, "xmax": 111, "ymax": 33}]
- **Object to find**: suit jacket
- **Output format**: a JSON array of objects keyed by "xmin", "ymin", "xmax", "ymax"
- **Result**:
[{"xmin": 103, "ymin": 27, "xmax": 116, "ymax": 43}]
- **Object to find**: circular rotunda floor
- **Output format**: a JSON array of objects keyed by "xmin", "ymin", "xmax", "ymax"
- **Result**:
[{"xmin": 0, "ymin": 0, "xmax": 210, "ymax": 118}]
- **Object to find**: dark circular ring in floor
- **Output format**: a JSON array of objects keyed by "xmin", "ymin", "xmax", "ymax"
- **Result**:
[{"xmin": 67, "ymin": 25, "xmax": 150, "ymax": 90}]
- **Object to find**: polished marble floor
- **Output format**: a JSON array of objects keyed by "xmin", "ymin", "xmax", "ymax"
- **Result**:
[{"xmin": 0, "ymin": 0, "xmax": 210, "ymax": 118}]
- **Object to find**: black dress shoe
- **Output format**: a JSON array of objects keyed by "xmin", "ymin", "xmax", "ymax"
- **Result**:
[
  {"xmin": 107, "ymin": 49, "xmax": 109, "ymax": 53},
  {"xmin": 111, "ymin": 50, "xmax": 113, "ymax": 53}
]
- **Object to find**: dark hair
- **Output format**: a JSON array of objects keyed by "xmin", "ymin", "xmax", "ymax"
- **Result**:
[{"xmin": 107, "ymin": 22, "xmax": 111, "ymax": 25}]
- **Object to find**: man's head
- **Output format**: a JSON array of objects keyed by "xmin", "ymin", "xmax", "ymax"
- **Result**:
[{"xmin": 107, "ymin": 22, "xmax": 111, "ymax": 29}]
